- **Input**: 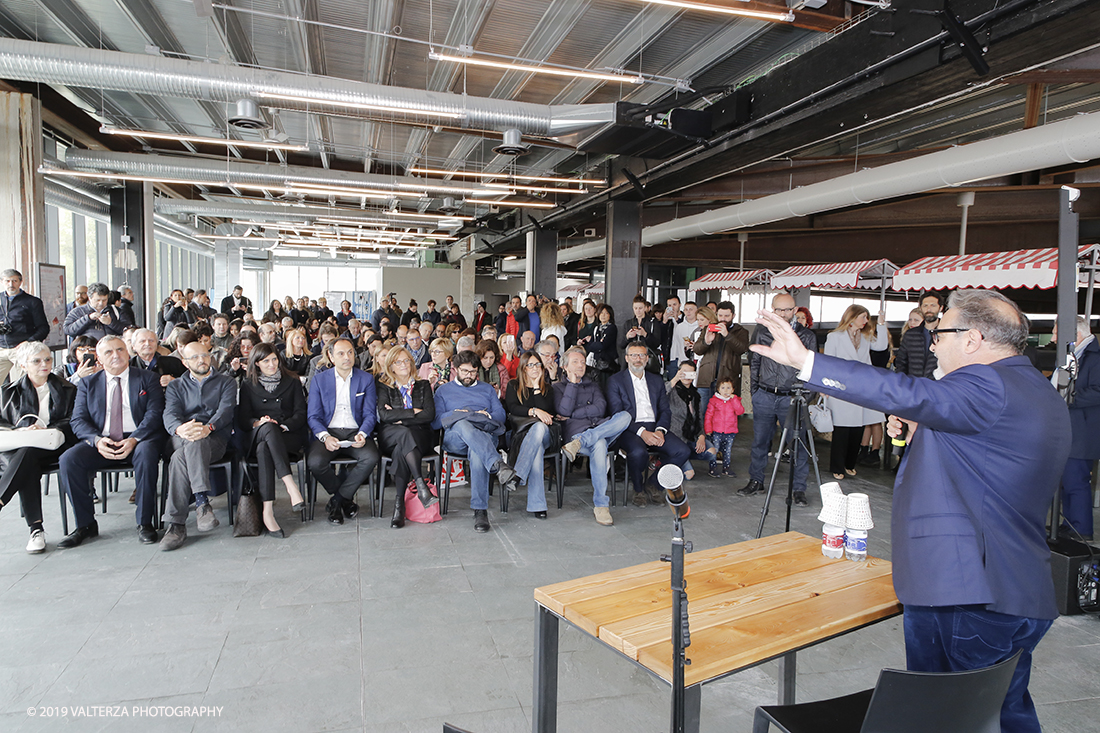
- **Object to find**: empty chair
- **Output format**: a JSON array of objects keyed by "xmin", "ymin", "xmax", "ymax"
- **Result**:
[{"xmin": 752, "ymin": 649, "xmax": 1021, "ymax": 733}]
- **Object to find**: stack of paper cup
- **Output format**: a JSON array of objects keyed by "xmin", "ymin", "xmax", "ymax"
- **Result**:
[
  {"xmin": 819, "ymin": 482, "xmax": 844, "ymax": 505},
  {"xmin": 844, "ymin": 493, "xmax": 873, "ymax": 562},
  {"xmin": 817, "ymin": 494, "xmax": 848, "ymax": 559}
]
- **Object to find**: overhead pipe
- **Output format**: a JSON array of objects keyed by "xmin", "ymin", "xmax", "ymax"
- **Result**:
[
  {"xmin": 640, "ymin": 110, "xmax": 1100, "ymax": 247},
  {"xmin": 495, "ymin": 110, "xmax": 1100, "ymax": 269},
  {"xmin": 152, "ymin": 199, "xmax": 447, "ymax": 228},
  {"xmin": 0, "ymin": 38, "xmax": 616, "ymax": 140},
  {"xmin": 62, "ymin": 150, "xmax": 496, "ymax": 198}
]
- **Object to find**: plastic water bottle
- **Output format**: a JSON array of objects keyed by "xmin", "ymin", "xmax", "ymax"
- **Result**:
[
  {"xmin": 821, "ymin": 523, "xmax": 845, "ymax": 559},
  {"xmin": 845, "ymin": 529, "xmax": 868, "ymax": 562}
]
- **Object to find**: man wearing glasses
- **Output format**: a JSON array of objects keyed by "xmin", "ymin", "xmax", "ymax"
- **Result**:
[
  {"xmin": 739, "ymin": 293, "xmax": 818, "ymax": 504},
  {"xmin": 160, "ymin": 341, "xmax": 237, "ymax": 551},
  {"xmin": 0, "ymin": 269, "xmax": 49, "ymax": 385},
  {"xmin": 751, "ymin": 289, "xmax": 1070, "ymax": 733},
  {"xmin": 432, "ymin": 350, "xmax": 519, "ymax": 533}
]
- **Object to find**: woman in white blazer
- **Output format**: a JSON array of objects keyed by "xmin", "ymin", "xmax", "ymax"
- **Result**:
[{"xmin": 823, "ymin": 305, "xmax": 888, "ymax": 479}]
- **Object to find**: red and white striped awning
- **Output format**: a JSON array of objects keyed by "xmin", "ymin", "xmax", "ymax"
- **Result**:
[
  {"xmin": 585, "ymin": 282, "xmax": 605, "ymax": 297},
  {"xmin": 771, "ymin": 259, "xmax": 897, "ymax": 291},
  {"xmin": 688, "ymin": 269, "xmax": 774, "ymax": 292},
  {"xmin": 893, "ymin": 245, "xmax": 1100, "ymax": 291},
  {"xmin": 558, "ymin": 283, "xmax": 590, "ymax": 295}
]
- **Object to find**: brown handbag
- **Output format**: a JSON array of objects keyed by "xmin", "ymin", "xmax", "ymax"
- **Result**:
[{"xmin": 233, "ymin": 490, "xmax": 264, "ymax": 537}]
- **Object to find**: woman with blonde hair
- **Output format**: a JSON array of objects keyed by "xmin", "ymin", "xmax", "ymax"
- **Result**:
[
  {"xmin": 282, "ymin": 327, "xmax": 311, "ymax": 376},
  {"xmin": 824, "ymin": 304, "xmax": 888, "ymax": 479},
  {"xmin": 498, "ymin": 333, "xmax": 519, "ymax": 379},
  {"xmin": 418, "ymin": 337, "xmax": 454, "ymax": 390},
  {"xmin": 376, "ymin": 346, "xmax": 437, "ymax": 527},
  {"xmin": 539, "ymin": 303, "xmax": 567, "ymax": 355}
]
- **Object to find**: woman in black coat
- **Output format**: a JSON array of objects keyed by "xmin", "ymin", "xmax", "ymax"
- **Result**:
[
  {"xmin": 580, "ymin": 303, "xmax": 619, "ymax": 387},
  {"xmin": 376, "ymin": 346, "xmax": 437, "ymax": 528},
  {"xmin": 237, "ymin": 342, "xmax": 307, "ymax": 537},
  {"xmin": 502, "ymin": 351, "xmax": 557, "ymax": 519},
  {"xmin": 0, "ymin": 341, "xmax": 77, "ymax": 553}
]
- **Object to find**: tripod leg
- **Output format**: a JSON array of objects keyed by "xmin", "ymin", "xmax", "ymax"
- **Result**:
[
  {"xmin": 756, "ymin": 425, "xmax": 791, "ymax": 539},
  {"xmin": 800, "ymin": 402, "xmax": 825, "ymax": 490}
]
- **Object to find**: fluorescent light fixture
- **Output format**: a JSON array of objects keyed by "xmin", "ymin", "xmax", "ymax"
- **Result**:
[
  {"xmin": 428, "ymin": 52, "xmax": 644, "ymax": 85},
  {"xmin": 256, "ymin": 91, "xmax": 465, "ymax": 119},
  {"xmin": 382, "ymin": 210, "xmax": 474, "ymax": 222},
  {"xmin": 631, "ymin": 0, "xmax": 794, "ymax": 22},
  {"xmin": 467, "ymin": 199, "xmax": 556, "ymax": 209},
  {"xmin": 100, "ymin": 126, "xmax": 308, "ymax": 151},
  {"xmin": 408, "ymin": 167, "xmax": 604, "ymax": 185},
  {"xmin": 287, "ymin": 182, "xmax": 427, "ymax": 198},
  {"xmin": 195, "ymin": 234, "xmax": 282, "ymax": 241},
  {"xmin": 483, "ymin": 182, "xmax": 587, "ymax": 194}
]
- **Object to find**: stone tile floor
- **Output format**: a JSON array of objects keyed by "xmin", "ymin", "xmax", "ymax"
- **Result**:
[{"xmin": 0, "ymin": 426, "xmax": 1097, "ymax": 732}]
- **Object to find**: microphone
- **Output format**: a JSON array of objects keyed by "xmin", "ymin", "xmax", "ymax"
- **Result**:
[{"xmin": 657, "ymin": 464, "xmax": 690, "ymax": 520}]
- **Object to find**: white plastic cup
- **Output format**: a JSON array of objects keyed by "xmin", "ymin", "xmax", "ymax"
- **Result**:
[
  {"xmin": 822, "ymin": 523, "xmax": 845, "ymax": 559},
  {"xmin": 845, "ymin": 529, "xmax": 868, "ymax": 561}
]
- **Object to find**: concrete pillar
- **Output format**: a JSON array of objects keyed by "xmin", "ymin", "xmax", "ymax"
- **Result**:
[
  {"xmin": 213, "ymin": 235, "xmax": 243, "ymax": 307},
  {"xmin": 459, "ymin": 257, "xmax": 476, "ymax": 318},
  {"xmin": 605, "ymin": 201, "xmax": 642, "ymax": 324},
  {"xmin": 109, "ymin": 182, "xmax": 155, "ymax": 327},
  {"xmin": 0, "ymin": 92, "xmax": 46, "ymax": 287},
  {"xmin": 792, "ymin": 288, "xmax": 811, "ymax": 310},
  {"xmin": 525, "ymin": 228, "xmax": 558, "ymax": 300}
]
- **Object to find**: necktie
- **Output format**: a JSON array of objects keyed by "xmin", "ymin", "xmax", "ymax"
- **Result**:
[{"xmin": 109, "ymin": 376, "xmax": 124, "ymax": 441}]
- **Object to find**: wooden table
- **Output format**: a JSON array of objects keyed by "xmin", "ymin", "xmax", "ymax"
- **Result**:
[{"xmin": 531, "ymin": 531, "xmax": 901, "ymax": 733}]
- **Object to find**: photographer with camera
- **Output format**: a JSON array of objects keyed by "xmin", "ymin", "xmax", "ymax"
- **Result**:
[
  {"xmin": 692, "ymin": 300, "xmax": 749, "ymax": 423},
  {"xmin": 64, "ymin": 282, "xmax": 132, "ymax": 342},
  {"xmin": 0, "ymin": 269, "xmax": 50, "ymax": 385}
]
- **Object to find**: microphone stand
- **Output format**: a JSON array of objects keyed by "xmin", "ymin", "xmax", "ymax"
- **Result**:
[{"xmin": 659, "ymin": 467, "xmax": 692, "ymax": 733}]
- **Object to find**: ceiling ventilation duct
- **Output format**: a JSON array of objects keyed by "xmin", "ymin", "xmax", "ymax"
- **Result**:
[
  {"xmin": 438, "ymin": 197, "xmax": 461, "ymax": 213},
  {"xmin": 493, "ymin": 129, "xmax": 529, "ymax": 156},
  {"xmin": 228, "ymin": 99, "xmax": 267, "ymax": 130}
]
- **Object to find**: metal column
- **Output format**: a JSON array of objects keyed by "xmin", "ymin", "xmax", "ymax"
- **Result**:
[
  {"xmin": 526, "ymin": 228, "xmax": 558, "ymax": 300},
  {"xmin": 605, "ymin": 201, "xmax": 642, "ymax": 323},
  {"xmin": 1051, "ymin": 185, "xmax": 1080, "ymax": 542},
  {"xmin": 109, "ymin": 181, "xmax": 154, "ymax": 328}
]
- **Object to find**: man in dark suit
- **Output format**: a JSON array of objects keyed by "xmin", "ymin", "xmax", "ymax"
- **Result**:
[
  {"xmin": 130, "ymin": 328, "xmax": 186, "ymax": 390},
  {"xmin": 219, "ymin": 285, "xmax": 252, "ymax": 319},
  {"xmin": 607, "ymin": 342, "xmax": 692, "ymax": 506},
  {"xmin": 751, "ymin": 289, "xmax": 1071, "ymax": 733},
  {"xmin": 58, "ymin": 336, "xmax": 166, "ymax": 547},
  {"xmin": 306, "ymin": 337, "xmax": 380, "ymax": 524},
  {"xmin": 1057, "ymin": 316, "xmax": 1100, "ymax": 540}
]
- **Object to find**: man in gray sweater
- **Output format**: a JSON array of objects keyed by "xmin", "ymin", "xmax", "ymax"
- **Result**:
[{"xmin": 160, "ymin": 340, "xmax": 237, "ymax": 551}]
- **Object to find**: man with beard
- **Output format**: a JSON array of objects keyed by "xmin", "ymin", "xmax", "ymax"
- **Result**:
[
  {"xmin": 159, "ymin": 340, "xmax": 237, "ymax": 550},
  {"xmin": 432, "ymin": 350, "xmax": 519, "ymax": 533},
  {"xmin": 894, "ymin": 292, "xmax": 944, "ymax": 378}
]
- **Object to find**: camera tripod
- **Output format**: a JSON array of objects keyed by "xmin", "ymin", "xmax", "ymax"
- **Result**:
[{"xmin": 756, "ymin": 387, "xmax": 823, "ymax": 539}]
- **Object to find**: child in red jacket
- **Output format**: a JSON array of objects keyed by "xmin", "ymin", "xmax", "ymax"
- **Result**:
[{"xmin": 704, "ymin": 378, "xmax": 745, "ymax": 477}]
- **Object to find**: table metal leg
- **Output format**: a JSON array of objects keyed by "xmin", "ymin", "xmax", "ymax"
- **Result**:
[
  {"xmin": 778, "ymin": 652, "xmax": 796, "ymax": 705},
  {"xmin": 533, "ymin": 604, "xmax": 559, "ymax": 733},
  {"xmin": 684, "ymin": 685, "xmax": 701, "ymax": 733}
]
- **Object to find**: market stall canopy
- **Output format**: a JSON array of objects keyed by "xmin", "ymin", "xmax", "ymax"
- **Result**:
[
  {"xmin": 892, "ymin": 245, "xmax": 1100, "ymax": 291},
  {"xmin": 688, "ymin": 269, "xmax": 775, "ymax": 293},
  {"xmin": 558, "ymin": 283, "xmax": 591, "ymax": 296},
  {"xmin": 771, "ymin": 259, "xmax": 898, "ymax": 291},
  {"xmin": 585, "ymin": 283, "xmax": 605, "ymax": 297}
]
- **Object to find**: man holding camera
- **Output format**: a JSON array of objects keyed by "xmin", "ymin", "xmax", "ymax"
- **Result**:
[
  {"xmin": 693, "ymin": 300, "xmax": 749, "ymax": 419},
  {"xmin": 738, "ymin": 293, "xmax": 818, "ymax": 505},
  {"xmin": 64, "ymin": 282, "xmax": 132, "ymax": 342},
  {"xmin": 0, "ymin": 269, "xmax": 50, "ymax": 385}
]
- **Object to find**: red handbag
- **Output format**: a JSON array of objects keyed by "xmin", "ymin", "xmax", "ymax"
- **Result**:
[{"xmin": 404, "ymin": 481, "xmax": 442, "ymax": 524}]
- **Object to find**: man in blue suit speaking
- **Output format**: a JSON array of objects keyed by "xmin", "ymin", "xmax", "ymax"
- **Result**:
[{"xmin": 751, "ymin": 289, "xmax": 1070, "ymax": 733}]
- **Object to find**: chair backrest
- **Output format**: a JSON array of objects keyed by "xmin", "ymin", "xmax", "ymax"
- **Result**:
[{"xmin": 859, "ymin": 649, "xmax": 1021, "ymax": 733}]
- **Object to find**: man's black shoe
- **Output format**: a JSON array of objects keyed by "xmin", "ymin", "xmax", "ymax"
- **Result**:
[
  {"xmin": 793, "ymin": 491, "xmax": 809, "ymax": 507},
  {"xmin": 737, "ymin": 480, "xmax": 764, "ymax": 497},
  {"xmin": 326, "ymin": 497, "xmax": 344, "ymax": 525},
  {"xmin": 473, "ymin": 509, "xmax": 491, "ymax": 533},
  {"xmin": 137, "ymin": 525, "xmax": 158, "ymax": 544},
  {"xmin": 495, "ymin": 461, "xmax": 520, "ymax": 492},
  {"xmin": 57, "ymin": 522, "xmax": 99, "ymax": 549},
  {"xmin": 343, "ymin": 500, "xmax": 359, "ymax": 519}
]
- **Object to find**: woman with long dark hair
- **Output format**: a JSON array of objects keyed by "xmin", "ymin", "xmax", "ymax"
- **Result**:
[
  {"xmin": 475, "ymin": 339, "xmax": 509, "ymax": 399},
  {"xmin": 580, "ymin": 303, "xmax": 618, "ymax": 386},
  {"xmin": 262, "ymin": 299, "xmax": 285, "ymax": 323},
  {"xmin": 238, "ymin": 342, "xmax": 307, "ymax": 537},
  {"xmin": 225, "ymin": 331, "xmax": 261, "ymax": 382},
  {"xmin": 502, "ymin": 351, "xmax": 557, "ymax": 519},
  {"xmin": 55, "ymin": 335, "xmax": 100, "ymax": 385},
  {"xmin": 376, "ymin": 347, "xmax": 437, "ymax": 528}
]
